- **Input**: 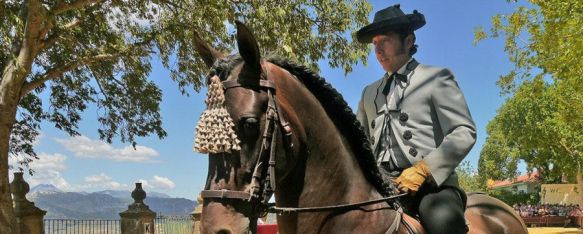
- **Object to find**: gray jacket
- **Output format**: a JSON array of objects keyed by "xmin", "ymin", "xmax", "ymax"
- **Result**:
[{"xmin": 356, "ymin": 59, "xmax": 476, "ymax": 187}]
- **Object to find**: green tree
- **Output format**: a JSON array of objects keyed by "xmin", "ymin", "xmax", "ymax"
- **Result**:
[
  {"xmin": 476, "ymin": 0, "xmax": 582, "ymax": 203},
  {"xmin": 0, "ymin": 0, "xmax": 372, "ymax": 232},
  {"xmin": 488, "ymin": 189, "xmax": 540, "ymax": 206},
  {"xmin": 456, "ymin": 160, "xmax": 486, "ymax": 193}
]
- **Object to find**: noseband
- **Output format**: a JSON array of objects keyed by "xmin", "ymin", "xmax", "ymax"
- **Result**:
[
  {"xmin": 200, "ymin": 71, "xmax": 405, "ymax": 230},
  {"xmin": 201, "ymin": 77, "xmax": 293, "ymax": 219}
]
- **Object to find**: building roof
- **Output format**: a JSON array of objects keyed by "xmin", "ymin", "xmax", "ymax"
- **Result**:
[{"xmin": 488, "ymin": 171, "xmax": 541, "ymax": 189}]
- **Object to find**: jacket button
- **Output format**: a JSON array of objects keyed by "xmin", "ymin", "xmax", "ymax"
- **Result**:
[
  {"xmin": 371, "ymin": 136, "xmax": 375, "ymax": 143},
  {"xmin": 403, "ymin": 130, "xmax": 412, "ymax": 140},
  {"xmin": 409, "ymin": 148, "xmax": 418, "ymax": 157},
  {"xmin": 371, "ymin": 120, "xmax": 376, "ymax": 129},
  {"xmin": 399, "ymin": 112, "xmax": 409, "ymax": 122}
]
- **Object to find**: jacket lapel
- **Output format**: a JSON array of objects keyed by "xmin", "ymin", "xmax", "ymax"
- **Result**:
[
  {"xmin": 389, "ymin": 59, "xmax": 420, "ymax": 111},
  {"xmin": 374, "ymin": 74, "xmax": 388, "ymax": 114}
]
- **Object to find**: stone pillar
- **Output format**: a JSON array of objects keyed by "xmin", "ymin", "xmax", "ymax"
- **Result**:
[
  {"xmin": 10, "ymin": 172, "xmax": 47, "ymax": 234},
  {"xmin": 120, "ymin": 183, "xmax": 156, "ymax": 234},
  {"xmin": 191, "ymin": 193, "xmax": 203, "ymax": 234}
]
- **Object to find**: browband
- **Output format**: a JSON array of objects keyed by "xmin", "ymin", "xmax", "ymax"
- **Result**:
[{"xmin": 222, "ymin": 79, "xmax": 276, "ymax": 90}]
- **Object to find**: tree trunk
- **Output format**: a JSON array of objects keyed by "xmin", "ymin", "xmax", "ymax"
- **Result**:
[
  {"xmin": 577, "ymin": 168, "xmax": 583, "ymax": 207},
  {"xmin": 1, "ymin": 2, "xmax": 44, "ymax": 232},
  {"xmin": 0, "ymin": 62, "xmax": 26, "ymax": 234}
]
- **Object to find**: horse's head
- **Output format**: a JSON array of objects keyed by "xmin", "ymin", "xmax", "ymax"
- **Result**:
[{"xmin": 194, "ymin": 21, "xmax": 297, "ymax": 234}]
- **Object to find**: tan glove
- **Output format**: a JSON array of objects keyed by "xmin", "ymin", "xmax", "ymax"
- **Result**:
[{"xmin": 393, "ymin": 160, "xmax": 431, "ymax": 195}]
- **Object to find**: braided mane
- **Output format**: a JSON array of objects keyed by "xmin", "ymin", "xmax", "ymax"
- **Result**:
[
  {"xmin": 208, "ymin": 54, "xmax": 391, "ymax": 196},
  {"xmin": 267, "ymin": 56, "xmax": 391, "ymax": 197}
]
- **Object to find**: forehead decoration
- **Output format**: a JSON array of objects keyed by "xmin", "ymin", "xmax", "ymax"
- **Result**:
[{"xmin": 193, "ymin": 76, "xmax": 241, "ymax": 153}]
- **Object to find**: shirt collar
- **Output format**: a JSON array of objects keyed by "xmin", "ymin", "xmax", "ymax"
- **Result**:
[{"xmin": 385, "ymin": 57, "xmax": 414, "ymax": 79}]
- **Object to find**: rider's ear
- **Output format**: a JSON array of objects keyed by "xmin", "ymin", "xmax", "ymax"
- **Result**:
[
  {"xmin": 235, "ymin": 21, "xmax": 262, "ymax": 77},
  {"xmin": 193, "ymin": 30, "xmax": 224, "ymax": 68}
]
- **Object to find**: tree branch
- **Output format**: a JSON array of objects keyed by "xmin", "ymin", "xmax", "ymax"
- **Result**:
[
  {"xmin": 89, "ymin": 68, "xmax": 111, "ymax": 101},
  {"xmin": 52, "ymin": 0, "xmax": 105, "ymax": 15},
  {"xmin": 0, "ymin": 2, "xmax": 6, "ymax": 20},
  {"xmin": 559, "ymin": 140, "xmax": 581, "ymax": 159},
  {"xmin": 10, "ymin": 0, "xmax": 44, "ymax": 82},
  {"xmin": 38, "ymin": 9, "xmax": 56, "ymax": 42},
  {"xmin": 38, "ymin": 18, "xmax": 83, "ymax": 52},
  {"xmin": 20, "ymin": 53, "xmax": 118, "ymax": 97}
]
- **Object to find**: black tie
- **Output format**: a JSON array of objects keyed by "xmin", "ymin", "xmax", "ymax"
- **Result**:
[
  {"xmin": 382, "ymin": 74, "xmax": 394, "ymax": 96},
  {"xmin": 382, "ymin": 73, "xmax": 407, "ymax": 96}
]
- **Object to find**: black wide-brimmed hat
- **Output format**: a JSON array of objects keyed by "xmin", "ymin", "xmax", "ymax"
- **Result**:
[{"xmin": 356, "ymin": 4, "xmax": 425, "ymax": 43}]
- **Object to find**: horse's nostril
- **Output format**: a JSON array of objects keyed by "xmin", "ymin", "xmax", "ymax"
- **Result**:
[{"xmin": 216, "ymin": 229, "xmax": 231, "ymax": 234}]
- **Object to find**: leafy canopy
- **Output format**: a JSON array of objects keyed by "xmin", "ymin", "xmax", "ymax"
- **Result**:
[
  {"xmin": 1, "ymin": 0, "xmax": 372, "ymax": 172},
  {"xmin": 475, "ymin": 0, "xmax": 582, "ymax": 180}
]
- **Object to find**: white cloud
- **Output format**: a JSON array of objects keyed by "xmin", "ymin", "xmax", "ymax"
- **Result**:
[
  {"xmin": 83, "ymin": 173, "xmax": 129, "ymax": 190},
  {"xmin": 137, "ymin": 176, "xmax": 176, "ymax": 190},
  {"xmin": 31, "ymin": 153, "xmax": 67, "ymax": 171},
  {"xmin": 85, "ymin": 173, "xmax": 112, "ymax": 183},
  {"xmin": 150, "ymin": 176, "xmax": 176, "ymax": 189},
  {"xmin": 137, "ymin": 179, "xmax": 152, "ymax": 190},
  {"xmin": 8, "ymin": 153, "xmax": 72, "ymax": 191},
  {"xmin": 56, "ymin": 135, "xmax": 160, "ymax": 163}
]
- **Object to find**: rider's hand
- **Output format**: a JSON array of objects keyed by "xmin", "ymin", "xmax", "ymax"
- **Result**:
[{"xmin": 393, "ymin": 160, "xmax": 431, "ymax": 195}]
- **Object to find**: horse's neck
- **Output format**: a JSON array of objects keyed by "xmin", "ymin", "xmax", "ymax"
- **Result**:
[
  {"xmin": 275, "ymin": 75, "xmax": 394, "ymax": 233},
  {"xmin": 301, "ymin": 117, "xmax": 378, "ymax": 204}
]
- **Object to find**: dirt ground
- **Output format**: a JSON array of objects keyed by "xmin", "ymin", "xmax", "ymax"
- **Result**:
[{"xmin": 528, "ymin": 227, "xmax": 583, "ymax": 234}]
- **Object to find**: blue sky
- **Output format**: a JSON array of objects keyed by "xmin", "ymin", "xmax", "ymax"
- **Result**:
[{"xmin": 11, "ymin": 1, "xmax": 525, "ymax": 200}]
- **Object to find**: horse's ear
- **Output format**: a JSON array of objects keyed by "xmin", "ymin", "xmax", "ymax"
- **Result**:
[
  {"xmin": 193, "ymin": 30, "xmax": 224, "ymax": 68},
  {"xmin": 235, "ymin": 21, "xmax": 261, "ymax": 75}
]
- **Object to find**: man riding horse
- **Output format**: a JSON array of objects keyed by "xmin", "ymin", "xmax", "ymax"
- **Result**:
[{"xmin": 356, "ymin": 4, "xmax": 475, "ymax": 234}]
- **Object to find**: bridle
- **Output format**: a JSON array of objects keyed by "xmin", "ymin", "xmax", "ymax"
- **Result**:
[
  {"xmin": 200, "ymin": 69, "xmax": 405, "ymax": 233},
  {"xmin": 200, "ymin": 74, "xmax": 294, "ymax": 220}
]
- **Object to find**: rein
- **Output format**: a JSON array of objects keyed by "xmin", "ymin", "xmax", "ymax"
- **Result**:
[
  {"xmin": 267, "ymin": 193, "xmax": 407, "ymax": 214},
  {"xmin": 201, "ymin": 77, "xmax": 293, "ymax": 218},
  {"xmin": 201, "ymin": 73, "xmax": 403, "ymax": 222}
]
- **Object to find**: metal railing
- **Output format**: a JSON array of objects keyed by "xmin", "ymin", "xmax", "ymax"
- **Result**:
[
  {"xmin": 44, "ymin": 219, "xmax": 121, "ymax": 234},
  {"xmin": 155, "ymin": 216, "xmax": 193, "ymax": 234},
  {"xmin": 44, "ymin": 216, "xmax": 193, "ymax": 234}
]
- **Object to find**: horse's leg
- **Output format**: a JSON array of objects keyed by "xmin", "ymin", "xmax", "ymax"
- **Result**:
[{"xmin": 464, "ymin": 193, "xmax": 528, "ymax": 234}]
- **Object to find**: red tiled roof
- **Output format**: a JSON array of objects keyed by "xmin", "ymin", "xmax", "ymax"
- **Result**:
[{"xmin": 488, "ymin": 171, "xmax": 541, "ymax": 189}]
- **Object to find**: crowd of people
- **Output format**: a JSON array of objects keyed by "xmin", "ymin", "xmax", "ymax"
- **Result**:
[{"xmin": 514, "ymin": 203, "xmax": 583, "ymax": 217}]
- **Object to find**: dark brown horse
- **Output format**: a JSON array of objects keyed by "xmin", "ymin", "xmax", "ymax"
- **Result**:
[{"xmin": 194, "ymin": 21, "xmax": 528, "ymax": 234}]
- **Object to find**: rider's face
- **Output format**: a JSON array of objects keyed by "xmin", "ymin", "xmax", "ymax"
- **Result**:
[{"xmin": 372, "ymin": 32, "xmax": 412, "ymax": 73}]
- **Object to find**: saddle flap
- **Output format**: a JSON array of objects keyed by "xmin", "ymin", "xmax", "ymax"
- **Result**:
[{"xmin": 401, "ymin": 213, "xmax": 426, "ymax": 234}]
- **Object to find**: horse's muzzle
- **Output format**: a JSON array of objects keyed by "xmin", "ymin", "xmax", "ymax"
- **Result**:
[{"xmin": 201, "ymin": 202, "xmax": 251, "ymax": 234}]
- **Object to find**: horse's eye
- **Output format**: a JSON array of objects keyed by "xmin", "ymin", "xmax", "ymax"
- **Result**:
[{"xmin": 243, "ymin": 117, "xmax": 259, "ymax": 130}]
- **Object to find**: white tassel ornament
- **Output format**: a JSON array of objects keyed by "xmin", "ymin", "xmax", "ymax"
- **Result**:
[{"xmin": 193, "ymin": 76, "xmax": 241, "ymax": 153}]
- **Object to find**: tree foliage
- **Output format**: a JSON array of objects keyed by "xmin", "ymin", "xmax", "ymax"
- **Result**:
[
  {"xmin": 488, "ymin": 189, "xmax": 540, "ymax": 206},
  {"xmin": 0, "ymin": 0, "xmax": 372, "ymax": 232},
  {"xmin": 456, "ymin": 160, "xmax": 486, "ymax": 193},
  {"xmin": 1, "ymin": 0, "xmax": 372, "ymax": 171},
  {"xmin": 475, "ymin": 0, "xmax": 582, "ymax": 181}
]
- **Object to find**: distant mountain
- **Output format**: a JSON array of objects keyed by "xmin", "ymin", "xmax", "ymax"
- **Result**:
[
  {"xmin": 145, "ymin": 197, "xmax": 197, "ymax": 216},
  {"xmin": 30, "ymin": 184, "xmax": 62, "ymax": 194},
  {"xmin": 29, "ymin": 186, "xmax": 197, "ymax": 219},
  {"xmin": 33, "ymin": 192, "xmax": 127, "ymax": 219},
  {"xmin": 95, "ymin": 190, "xmax": 171, "ymax": 199}
]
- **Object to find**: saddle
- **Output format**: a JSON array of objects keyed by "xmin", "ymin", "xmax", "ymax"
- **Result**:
[
  {"xmin": 400, "ymin": 213, "xmax": 426, "ymax": 234},
  {"xmin": 398, "ymin": 212, "xmax": 470, "ymax": 234}
]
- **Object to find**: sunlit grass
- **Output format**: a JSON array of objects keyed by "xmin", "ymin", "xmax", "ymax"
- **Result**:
[{"xmin": 528, "ymin": 228, "xmax": 583, "ymax": 234}]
